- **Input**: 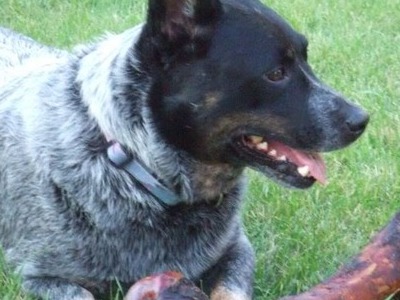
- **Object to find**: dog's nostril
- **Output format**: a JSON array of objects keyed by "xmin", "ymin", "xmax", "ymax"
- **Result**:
[{"xmin": 346, "ymin": 110, "xmax": 369, "ymax": 134}]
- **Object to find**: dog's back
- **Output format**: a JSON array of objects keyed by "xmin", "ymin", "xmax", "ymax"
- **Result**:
[
  {"xmin": 0, "ymin": 27, "xmax": 65, "ymax": 84},
  {"xmin": 0, "ymin": 27, "xmax": 64, "ymax": 67}
]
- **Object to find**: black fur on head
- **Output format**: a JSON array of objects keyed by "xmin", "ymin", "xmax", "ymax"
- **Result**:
[
  {"xmin": 143, "ymin": 0, "xmax": 222, "ymax": 68},
  {"xmin": 141, "ymin": 0, "xmax": 369, "ymax": 189}
]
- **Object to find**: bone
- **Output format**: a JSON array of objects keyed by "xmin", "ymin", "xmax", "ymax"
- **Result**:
[
  {"xmin": 279, "ymin": 213, "xmax": 400, "ymax": 300},
  {"xmin": 124, "ymin": 271, "xmax": 208, "ymax": 300}
]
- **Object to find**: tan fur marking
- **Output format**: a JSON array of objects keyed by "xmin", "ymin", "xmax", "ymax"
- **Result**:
[
  {"xmin": 206, "ymin": 112, "xmax": 289, "ymax": 143},
  {"xmin": 191, "ymin": 163, "xmax": 242, "ymax": 201},
  {"xmin": 204, "ymin": 91, "xmax": 223, "ymax": 109},
  {"xmin": 211, "ymin": 286, "xmax": 250, "ymax": 300}
]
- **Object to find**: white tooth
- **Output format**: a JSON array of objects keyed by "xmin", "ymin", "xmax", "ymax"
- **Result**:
[
  {"xmin": 249, "ymin": 136, "xmax": 264, "ymax": 144},
  {"xmin": 256, "ymin": 142, "xmax": 268, "ymax": 151},
  {"xmin": 268, "ymin": 149, "xmax": 277, "ymax": 157},
  {"xmin": 278, "ymin": 155, "xmax": 287, "ymax": 161},
  {"xmin": 297, "ymin": 166, "xmax": 310, "ymax": 177}
]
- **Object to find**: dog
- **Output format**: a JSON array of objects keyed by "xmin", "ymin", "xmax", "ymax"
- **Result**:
[{"xmin": 0, "ymin": 0, "xmax": 369, "ymax": 299}]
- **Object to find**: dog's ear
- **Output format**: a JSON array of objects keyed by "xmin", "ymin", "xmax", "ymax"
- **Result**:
[
  {"xmin": 145, "ymin": 0, "xmax": 222, "ymax": 63},
  {"xmin": 147, "ymin": 0, "xmax": 222, "ymax": 41}
]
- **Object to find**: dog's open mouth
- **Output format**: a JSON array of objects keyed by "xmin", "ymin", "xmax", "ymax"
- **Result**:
[{"xmin": 234, "ymin": 135, "xmax": 326, "ymax": 188}]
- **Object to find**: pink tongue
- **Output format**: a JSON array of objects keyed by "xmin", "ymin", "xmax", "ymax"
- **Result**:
[{"xmin": 269, "ymin": 141, "xmax": 327, "ymax": 185}]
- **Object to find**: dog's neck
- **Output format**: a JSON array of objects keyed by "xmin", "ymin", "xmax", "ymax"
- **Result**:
[
  {"xmin": 106, "ymin": 132, "xmax": 244, "ymax": 206},
  {"xmin": 141, "ymin": 132, "xmax": 245, "ymax": 204},
  {"xmin": 106, "ymin": 141, "xmax": 183, "ymax": 206},
  {"xmin": 76, "ymin": 26, "xmax": 244, "ymax": 205},
  {"xmin": 150, "ymin": 148, "xmax": 245, "ymax": 205},
  {"xmin": 183, "ymin": 159, "xmax": 245, "ymax": 203}
]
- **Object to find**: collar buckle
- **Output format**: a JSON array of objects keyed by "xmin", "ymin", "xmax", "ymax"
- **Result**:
[{"xmin": 107, "ymin": 142, "xmax": 182, "ymax": 207}]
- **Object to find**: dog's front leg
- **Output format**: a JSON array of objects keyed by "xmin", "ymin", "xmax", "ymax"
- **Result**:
[
  {"xmin": 203, "ymin": 233, "xmax": 255, "ymax": 300},
  {"xmin": 23, "ymin": 277, "xmax": 95, "ymax": 300}
]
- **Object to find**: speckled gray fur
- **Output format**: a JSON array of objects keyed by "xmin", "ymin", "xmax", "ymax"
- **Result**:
[{"xmin": 0, "ymin": 23, "xmax": 254, "ymax": 300}]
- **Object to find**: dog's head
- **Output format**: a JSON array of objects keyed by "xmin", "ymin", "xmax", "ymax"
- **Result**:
[{"xmin": 139, "ymin": 0, "xmax": 369, "ymax": 189}]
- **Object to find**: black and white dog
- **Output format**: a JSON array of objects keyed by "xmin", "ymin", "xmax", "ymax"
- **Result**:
[{"xmin": 0, "ymin": 0, "xmax": 369, "ymax": 299}]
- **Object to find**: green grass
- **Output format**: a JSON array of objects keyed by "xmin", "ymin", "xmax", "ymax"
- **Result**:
[{"xmin": 1, "ymin": 0, "xmax": 399, "ymax": 299}]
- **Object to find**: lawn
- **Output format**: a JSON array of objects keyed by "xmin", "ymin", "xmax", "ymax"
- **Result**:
[{"xmin": 0, "ymin": 0, "xmax": 399, "ymax": 299}]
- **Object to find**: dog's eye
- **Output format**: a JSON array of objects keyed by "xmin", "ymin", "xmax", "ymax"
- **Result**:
[{"xmin": 265, "ymin": 67, "xmax": 286, "ymax": 82}]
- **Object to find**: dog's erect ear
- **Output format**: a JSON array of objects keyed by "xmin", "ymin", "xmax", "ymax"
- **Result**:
[
  {"xmin": 147, "ymin": 0, "xmax": 222, "ymax": 40},
  {"xmin": 146, "ymin": 0, "xmax": 222, "ymax": 58}
]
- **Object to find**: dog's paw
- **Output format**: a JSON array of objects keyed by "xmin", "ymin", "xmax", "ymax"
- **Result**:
[
  {"xmin": 69, "ymin": 289, "xmax": 95, "ymax": 300},
  {"xmin": 210, "ymin": 286, "xmax": 250, "ymax": 300},
  {"xmin": 22, "ymin": 277, "xmax": 95, "ymax": 300}
]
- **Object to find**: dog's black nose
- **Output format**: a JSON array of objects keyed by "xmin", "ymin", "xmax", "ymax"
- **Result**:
[{"xmin": 345, "ymin": 106, "xmax": 369, "ymax": 136}]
